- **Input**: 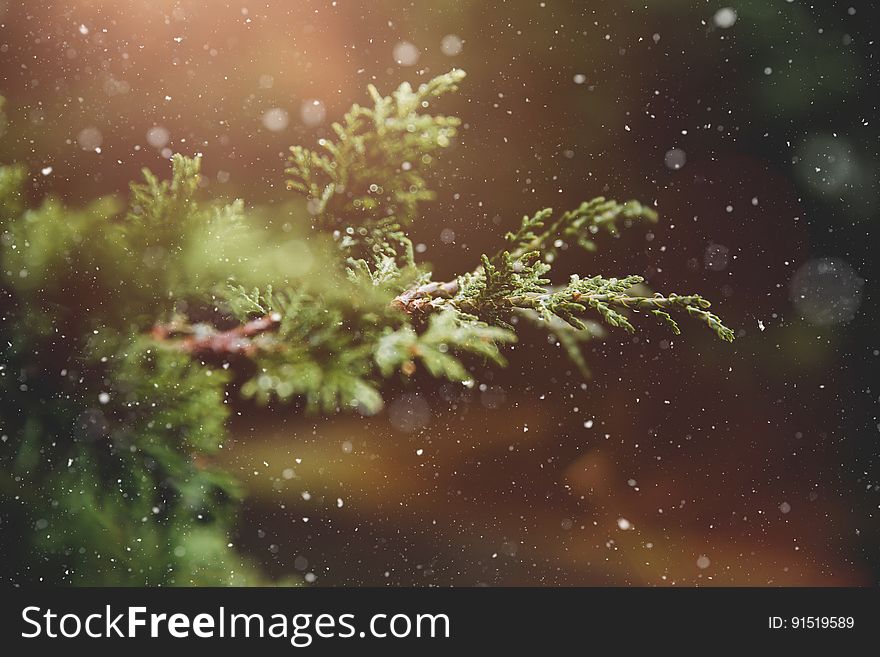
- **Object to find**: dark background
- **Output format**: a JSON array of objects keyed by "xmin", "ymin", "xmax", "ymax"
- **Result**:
[{"xmin": 1, "ymin": 0, "xmax": 876, "ymax": 585}]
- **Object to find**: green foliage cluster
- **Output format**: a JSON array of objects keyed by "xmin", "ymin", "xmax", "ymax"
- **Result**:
[
  {"xmin": 416, "ymin": 194, "xmax": 734, "ymax": 343},
  {"xmin": 1, "ymin": 152, "xmax": 264, "ymax": 584},
  {"xmin": 0, "ymin": 71, "xmax": 732, "ymax": 585},
  {"xmin": 285, "ymin": 69, "xmax": 465, "ymax": 265}
]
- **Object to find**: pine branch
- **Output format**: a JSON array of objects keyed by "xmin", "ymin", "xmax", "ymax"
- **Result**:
[
  {"xmin": 0, "ymin": 71, "xmax": 737, "ymax": 585},
  {"xmin": 167, "ymin": 71, "xmax": 733, "ymax": 413},
  {"xmin": 502, "ymin": 197, "xmax": 657, "ymax": 262},
  {"xmin": 452, "ymin": 266, "xmax": 734, "ymax": 341},
  {"xmin": 391, "ymin": 243, "xmax": 735, "ymax": 342}
]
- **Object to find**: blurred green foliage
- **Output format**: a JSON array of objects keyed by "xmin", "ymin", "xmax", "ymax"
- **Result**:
[{"xmin": 1, "ymin": 150, "xmax": 267, "ymax": 584}]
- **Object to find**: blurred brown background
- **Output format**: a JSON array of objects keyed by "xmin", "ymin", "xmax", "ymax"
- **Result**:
[{"xmin": 1, "ymin": 0, "xmax": 876, "ymax": 585}]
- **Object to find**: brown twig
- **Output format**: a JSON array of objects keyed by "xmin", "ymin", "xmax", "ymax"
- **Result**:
[
  {"xmin": 153, "ymin": 277, "xmax": 458, "ymax": 358},
  {"xmin": 391, "ymin": 279, "xmax": 460, "ymax": 315},
  {"xmin": 151, "ymin": 312, "xmax": 282, "ymax": 357}
]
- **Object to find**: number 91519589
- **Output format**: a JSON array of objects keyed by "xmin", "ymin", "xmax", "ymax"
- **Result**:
[{"xmin": 769, "ymin": 616, "xmax": 854, "ymax": 629}]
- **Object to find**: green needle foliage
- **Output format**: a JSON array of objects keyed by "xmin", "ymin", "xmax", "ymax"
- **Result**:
[
  {"xmin": 502, "ymin": 197, "xmax": 658, "ymax": 261},
  {"xmin": 0, "ymin": 71, "xmax": 732, "ymax": 585},
  {"xmin": 0, "ymin": 149, "xmax": 271, "ymax": 584},
  {"xmin": 286, "ymin": 69, "xmax": 465, "ymax": 266}
]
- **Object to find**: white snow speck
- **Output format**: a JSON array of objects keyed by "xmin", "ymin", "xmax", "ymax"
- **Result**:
[
  {"xmin": 393, "ymin": 41, "xmax": 420, "ymax": 66},
  {"xmin": 77, "ymin": 127, "xmax": 103, "ymax": 151},
  {"xmin": 262, "ymin": 108, "xmax": 289, "ymax": 132},
  {"xmin": 664, "ymin": 147, "xmax": 687, "ymax": 170},
  {"xmin": 713, "ymin": 8, "xmax": 737, "ymax": 29},
  {"xmin": 440, "ymin": 34, "xmax": 463, "ymax": 56},
  {"xmin": 146, "ymin": 126, "xmax": 170, "ymax": 149},
  {"xmin": 300, "ymin": 99, "xmax": 326, "ymax": 127}
]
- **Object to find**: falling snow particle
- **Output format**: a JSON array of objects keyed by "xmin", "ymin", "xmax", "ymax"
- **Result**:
[
  {"xmin": 77, "ymin": 127, "xmax": 103, "ymax": 151},
  {"xmin": 300, "ymin": 99, "xmax": 326, "ymax": 127},
  {"xmin": 41, "ymin": 166, "xmax": 53, "ymax": 176},
  {"xmin": 98, "ymin": 392, "xmax": 110, "ymax": 404},
  {"xmin": 704, "ymin": 243, "xmax": 730, "ymax": 271},
  {"xmin": 617, "ymin": 518, "xmax": 632, "ymax": 530},
  {"xmin": 779, "ymin": 502, "xmax": 791, "ymax": 514},
  {"xmin": 146, "ymin": 126, "xmax": 170, "ymax": 149},
  {"xmin": 713, "ymin": 8, "xmax": 737, "ymax": 29},
  {"xmin": 440, "ymin": 34, "xmax": 463, "ymax": 56},
  {"xmin": 387, "ymin": 393, "xmax": 432, "ymax": 433},
  {"xmin": 696, "ymin": 555, "xmax": 711, "ymax": 569},
  {"xmin": 573, "ymin": 73, "xmax": 587, "ymax": 85},
  {"xmin": 664, "ymin": 147, "xmax": 687, "ymax": 170},
  {"xmin": 261, "ymin": 108, "xmax": 289, "ymax": 132},
  {"xmin": 797, "ymin": 135, "xmax": 856, "ymax": 195},
  {"xmin": 393, "ymin": 41, "xmax": 420, "ymax": 66},
  {"xmin": 790, "ymin": 257, "xmax": 865, "ymax": 326}
]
